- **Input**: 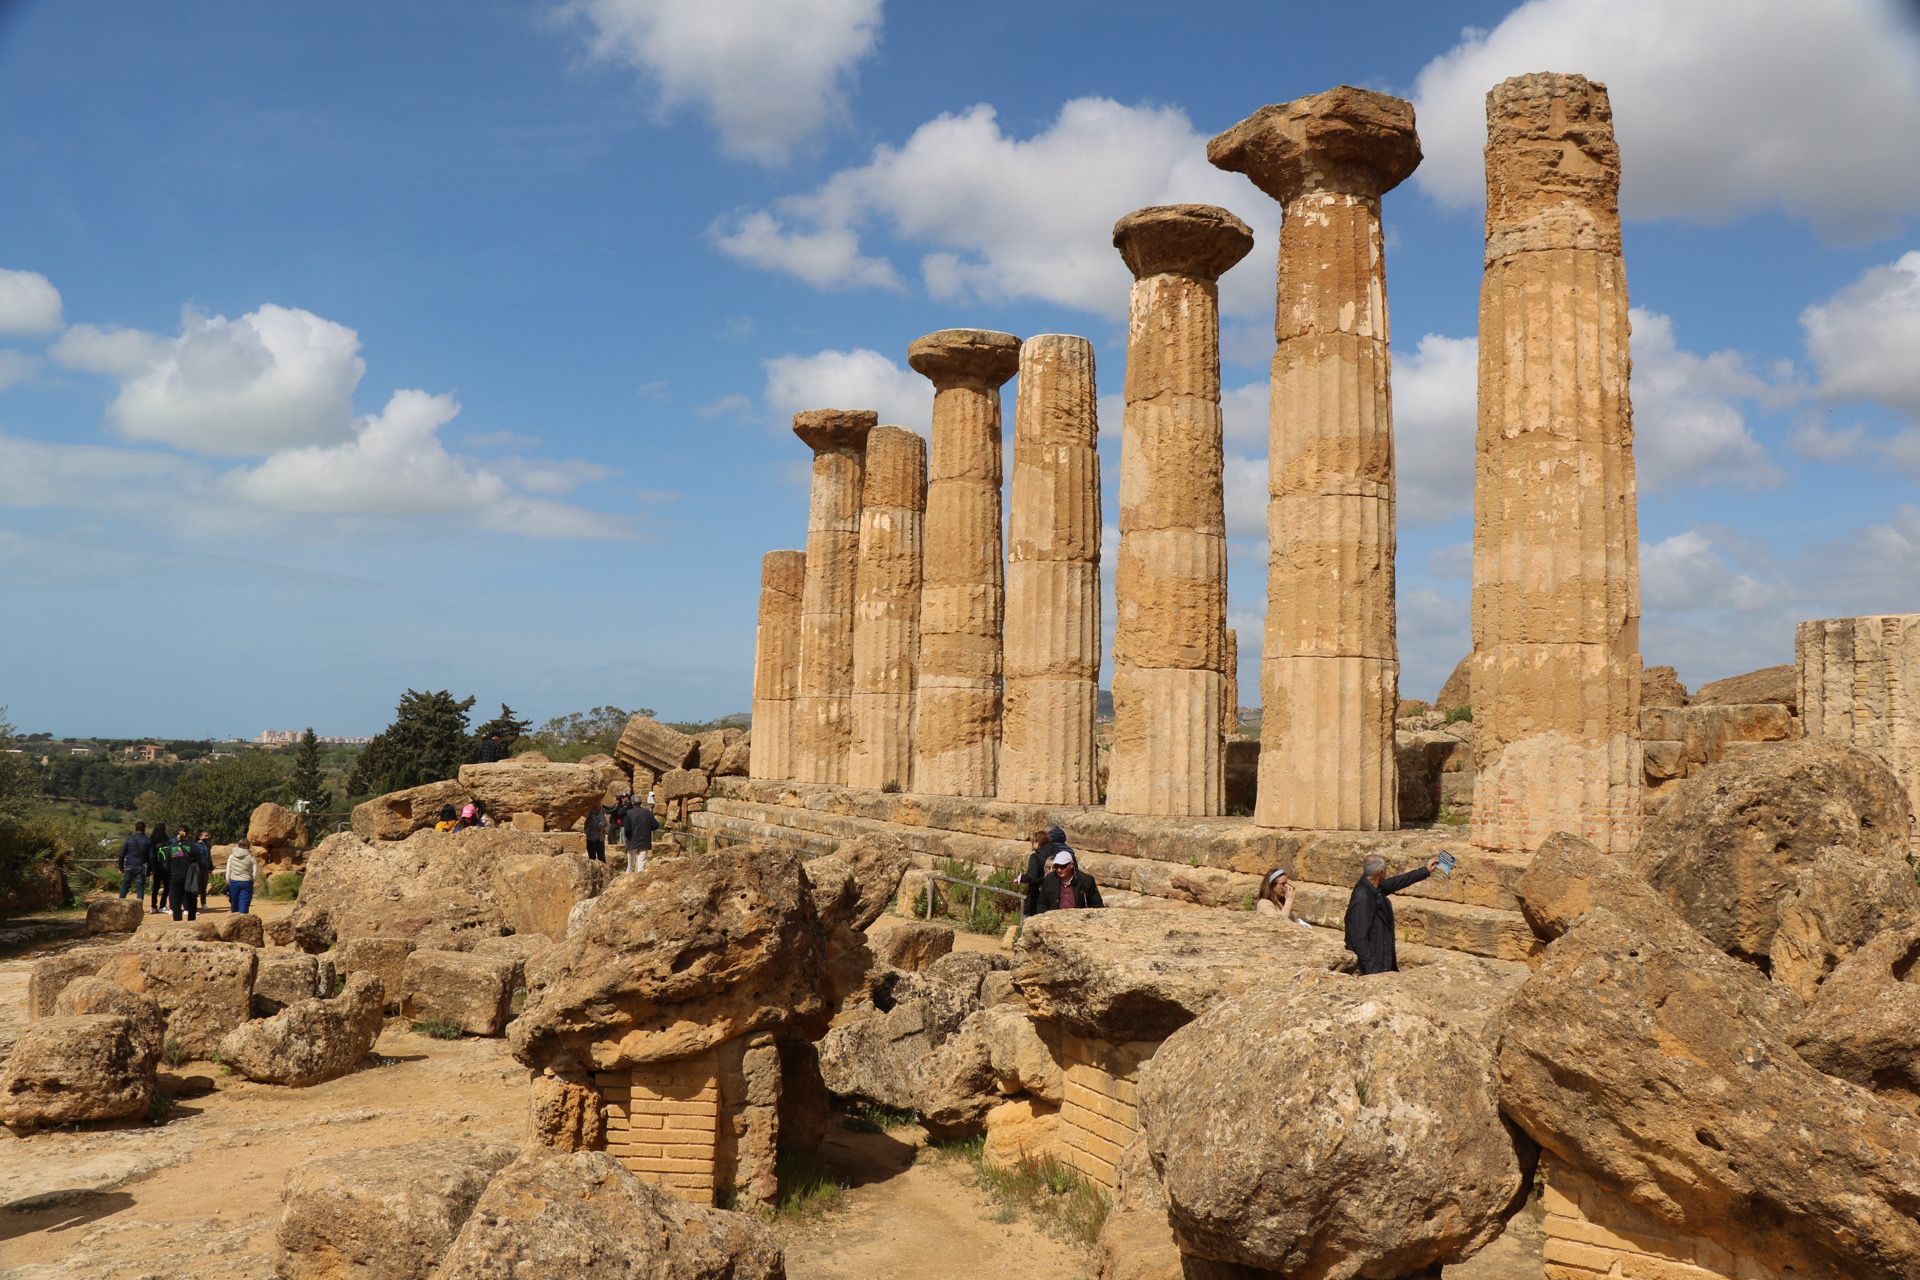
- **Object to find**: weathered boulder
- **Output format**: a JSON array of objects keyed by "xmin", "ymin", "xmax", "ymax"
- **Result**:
[
  {"xmin": 1015, "ymin": 908, "xmax": 1351, "ymax": 1043},
  {"xmin": 692, "ymin": 727, "xmax": 742, "ymax": 773},
  {"xmin": 248, "ymin": 801, "xmax": 301, "ymax": 848},
  {"xmin": 490, "ymin": 853, "xmax": 609, "ymax": 944},
  {"xmin": 807, "ymin": 834, "xmax": 913, "ymax": 1005},
  {"xmin": 1633, "ymin": 740, "xmax": 1911, "ymax": 964},
  {"xmin": 1497, "ymin": 908, "xmax": 1920, "ymax": 1278},
  {"xmin": 713, "ymin": 733, "xmax": 752, "ymax": 777},
  {"xmin": 350, "ymin": 778, "xmax": 470, "ymax": 842},
  {"xmin": 614, "ymin": 715, "xmax": 698, "ymax": 776},
  {"xmin": 925, "ymin": 949, "xmax": 1012, "ymax": 1003},
  {"xmin": 221, "ymin": 972, "xmax": 385, "ymax": 1086},
  {"xmin": 0, "ymin": 1015, "xmax": 157, "ymax": 1129},
  {"xmin": 1365, "ymin": 956, "xmax": 1529, "ymax": 1045},
  {"xmin": 437, "ymin": 1147, "xmax": 784, "ymax": 1280},
  {"xmin": 1142, "ymin": 979, "xmax": 1530, "ymax": 1278},
  {"xmin": 276, "ymin": 1138, "xmax": 517, "ymax": 1280},
  {"xmin": 1791, "ymin": 924, "xmax": 1920, "ymax": 1108},
  {"xmin": 95, "ymin": 938, "xmax": 257, "ymax": 1058},
  {"xmin": 335, "ymin": 937, "xmax": 416, "ymax": 1013},
  {"xmin": 28, "ymin": 947, "xmax": 121, "ymax": 1019},
  {"xmin": 86, "ymin": 897, "xmax": 144, "ymax": 935},
  {"xmin": 656, "ymin": 766, "xmax": 710, "ymax": 805},
  {"xmin": 253, "ymin": 952, "xmax": 338, "ymax": 1016},
  {"xmin": 1434, "ymin": 653, "xmax": 1471, "ymax": 715},
  {"xmin": 212, "ymin": 912, "xmax": 264, "ymax": 947},
  {"xmin": 457, "ymin": 759, "xmax": 606, "ymax": 834},
  {"xmin": 470, "ymin": 932, "xmax": 550, "ymax": 992},
  {"xmin": 981, "ymin": 1003, "xmax": 1063, "ymax": 1102},
  {"xmin": 1692, "ymin": 663, "xmax": 1796, "ymax": 710},
  {"xmin": 817, "ymin": 968, "xmax": 981, "ymax": 1110},
  {"xmin": 264, "ymin": 915, "xmax": 296, "ymax": 947},
  {"xmin": 1514, "ymin": 830, "xmax": 1676, "ymax": 942},
  {"xmin": 576, "ymin": 752, "xmax": 630, "ymax": 800},
  {"xmin": 1770, "ymin": 849, "xmax": 1920, "ymax": 1002},
  {"xmin": 1640, "ymin": 664, "xmax": 1690, "ymax": 707},
  {"xmin": 509, "ymin": 843, "xmax": 827, "ymax": 1071},
  {"xmin": 529, "ymin": 1072, "xmax": 605, "ymax": 1151},
  {"xmin": 51, "ymin": 977, "xmax": 167, "ymax": 1058},
  {"xmin": 983, "ymin": 1097, "xmax": 1061, "ymax": 1170},
  {"xmin": 908, "ymin": 1010, "xmax": 998, "ymax": 1138},
  {"xmin": 401, "ymin": 950, "xmax": 516, "ymax": 1035},
  {"xmin": 878, "ymin": 920, "xmax": 955, "ymax": 971}
]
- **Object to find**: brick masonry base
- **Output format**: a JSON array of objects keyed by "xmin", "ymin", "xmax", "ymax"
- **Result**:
[{"xmin": 1542, "ymin": 1153, "xmax": 1784, "ymax": 1280}]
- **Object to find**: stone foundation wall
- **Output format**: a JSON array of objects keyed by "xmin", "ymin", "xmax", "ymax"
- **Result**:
[
  {"xmin": 598, "ymin": 1054, "xmax": 722, "ymax": 1203},
  {"xmin": 1542, "ymin": 1154, "xmax": 1779, "ymax": 1280},
  {"xmin": 1055, "ymin": 1030, "xmax": 1160, "ymax": 1191},
  {"xmin": 1640, "ymin": 703, "xmax": 1797, "ymax": 812}
]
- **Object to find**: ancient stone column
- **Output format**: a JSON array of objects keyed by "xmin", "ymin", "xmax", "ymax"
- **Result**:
[
  {"xmin": 910, "ymin": 330, "xmax": 1021, "ymax": 798},
  {"xmin": 748, "ymin": 549, "xmax": 806, "ymax": 781},
  {"xmin": 792, "ymin": 409, "xmax": 875, "ymax": 786},
  {"xmin": 1798, "ymin": 614, "xmax": 1920, "ymax": 815},
  {"xmin": 848, "ymin": 426, "xmax": 927, "ymax": 792},
  {"xmin": 1105, "ymin": 206, "xmax": 1252, "ymax": 817},
  {"xmin": 1468, "ymin": 73, "xmax": 1642, "ymax": 854},
  {"xmin": 1000, "ymin": 335, "xmax": 1102, "ymax": 806},
  {"xmin": 1222, "ymin": 627, "xmax": 1238, "ymax": 740},
  {"xmin": 1210, "ymin": 86, "xmax": 1422, "ymax": 832}
]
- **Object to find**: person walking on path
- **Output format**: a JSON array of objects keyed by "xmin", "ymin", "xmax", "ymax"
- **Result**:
[
  {"xmin": 194, "ymin": 831, "xmax": 215, "ymax": 909},
  {"xmin": 1017, "ymin": 825, "xmax": 1067, "ymax": 917},
  {"xmin": 1342, "ymin": 853, "xmax": 1441, "ymax": 975},
  {"xmin": 1035, "ymin": 849, "xmax": 1103, "ymax": 913},
  {"xmin": 164, "ymin": 827, "xmax": 203, "ymax": 922},
  {"xmin": 151, "ymin": 824, "xmax": 170, "ymax": 913},
  {"xmin": 622, "ymin": 800, "xmax": 657, "ymax": 874},
  {"xmin": 118, "ymin": 822, "xmax": 155, "ymax": 902},
  {"xmin": 225, "ymin": 840, "xmax": 258, "ymax": 915},
  {"xmin": 584, "ymin": 804, "xmax": 608, "ymax": 864}
]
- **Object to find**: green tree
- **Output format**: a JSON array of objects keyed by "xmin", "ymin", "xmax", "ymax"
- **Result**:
[
  {"xmin": 348, "ymin": 690, "xmax": 477, "ymax": 796},
  {"xmin": 0, "ymin": 708, "xmax": 37, "ymax": 829},
  {"xmin": 288, "ymin": 728, "xmax": 332, "ymax": 816},
  {"xmin": 156, "ymin": 752, "xmax": 289, "ymax": 841},
  {"xmin": 475, "ymin": 703, "xmax": 533, "ymax": 748},
  {"xmin": 530, "ymin": 706, "xmax": 647, "ymax": 760}
]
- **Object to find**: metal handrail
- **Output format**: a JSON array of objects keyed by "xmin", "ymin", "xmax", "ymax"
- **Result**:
[{"xmin": 923, "ymin": 872, "xmax": 1026, "ymax": 942}]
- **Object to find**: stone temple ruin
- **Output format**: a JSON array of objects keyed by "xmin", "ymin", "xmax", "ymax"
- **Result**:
[{"xmin": 12, "ymin": 72, "xmax": 1920, "ymax": 1280}]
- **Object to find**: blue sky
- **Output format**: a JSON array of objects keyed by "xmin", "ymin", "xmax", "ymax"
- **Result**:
[{"xmin": 1, "ymin": 0, "xmax": 1917, "ymax": 738}]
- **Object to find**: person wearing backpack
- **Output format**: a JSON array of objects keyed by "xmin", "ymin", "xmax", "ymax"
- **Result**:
[
  {"xmin": 164, "ymin": 827, "xmax": 203, "ymax": 921},
  {"xmin": 194, "ymin": 831, "xmax": 215, "ymax": 909}
]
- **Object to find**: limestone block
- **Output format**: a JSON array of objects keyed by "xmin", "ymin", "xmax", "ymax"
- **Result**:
[
  {"xmin": 335, "ymin": 937, "xmax": 416, "ymax": 1013},
  {"xmin": 750, "ymin": 549, "xmax": 806, "ymax": 781},
  {"xmin": 1258, "ymin": 655, "xmax": 1398, "ymax": 830},
  {"xmin": 276, "ymin": 1140, "xmax": 517, "ymax": 1280},
  {"xmin": 351, "ymin": 778, "xmax": 471, "ymax": 842},
  {"xmin": 494, "ymin": 854, "xmax": 610, "ymax": 943},
  {"xmin": 1106, "ymin": 666, "xmax": 1225, "ymax": 817},
  {"xmin": 220, "ymin": 972, "xmax": 386, "ymax": 1087},
  {"xmin": 849, "ymin": 425, "xmax": 926, "ymax": 792},
  {"xmin": 999, "ymin": 678, "xmax": 1101, "ymax": 808},
  {"xmin": 96, "ymin": 939, "xmax": 258, "ymax": 1059},
  {"xmin": 615, "ymin": 716, "xmax": 698, "ymax": 776},
  {"xmin": 0, "ymin": 1015, "xmax": 156, "ymax": 1129},
  {"xmin": 984, "ymin": 1097, "xmax": 1063, "ymax": 1170},
  {"xmin": 86, "ymin": 898, "xmax": 143, "ymax": 935},
  {"xmin": 253, "ymin": 952, "xmax": 337, "ymax": 1016},
  {"xmin": 1798, "ymin": 614, "xmax": 1920, "ymax": 816},
  {"xmin": 401, "ymin": 949, "xmax": 516, "ymax": 1036},
  {"xmin": 29, "ymin": 949, "xmax": 117, "ymax": 1018},
  {"xmin": 51, "ymin": 977, "xmax": 167, "ymax": 1059},
  {"xmin": 249, "ymin": 802, "xmax": 301, "ymax": 849}
]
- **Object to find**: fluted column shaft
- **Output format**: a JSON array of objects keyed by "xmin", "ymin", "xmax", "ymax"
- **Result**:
[
  {"xmin": 1210, "ymin": 86, "xmax": 1422, "ymax": 832},
  {"xmin": 792, "ymin": 410, "xmax": 875, "ymax": 786},
  {"xmin": 849, "ymin": 426, "xmax": 927, "ymax": 792},
  {"xmin": 749, "ymin": 549, "xmax": 807, "ymax": 781},
  {"xmin": 1469, "ymin": 73, "xmax": 1642, "ymax": 854},
  {"xmin": 911, "ymin": 330, "xmax": 1021, "ymax": 798},
  {"xmin": 1105, "ymin": 205, "xmax": 1252, "ymax": 817},
  {"xmin": 1000, "ymin": 335, "xmax": 1102, "ymax": 805}
]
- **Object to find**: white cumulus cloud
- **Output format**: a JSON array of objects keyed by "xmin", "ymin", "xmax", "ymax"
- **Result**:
[
  {"xmin": 1392, "ymin": 334, "xmax": 1480, "ymax": 526},
  {"xmin": 1640, "ymin": 530, "xmax": 1785, "ymax": 613},
  {"xmin": 53, "ymin": 304, "xmax": 365, "ymax": 456},
  {"xmin": 713, "ymin": 98, "xmax": 1277, "ymax": 318},
  {"xmin": 568, "ymin": 0, "xmax": 882, "ymax": 165},
  {"xmin": 1411, "ymin": 0, "xmax": 1920, "ymax": 242},
  {"xmin": 1802, "ymin": 250, "xmax": 1920, "ymax": 419},
  {"xmin": 762, "ymin": 347, "xmax": 933, "ymax": 431},
  {"xmin": 0, "ymin": 269, "xmax": 62, "ymax": 334},
  {"xmin": 1629, "ymin": 308, "xmax": 1784, "ymax": 492}
]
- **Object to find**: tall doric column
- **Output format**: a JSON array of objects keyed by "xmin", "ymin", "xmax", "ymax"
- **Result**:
[
  {"xmin": 1106, "ymin": 205, "xmax": 1252, "ymax": 816},
  {"xmin": 1000, "ymin": 334, "xmax": 1102, "ymax": 806},
  {"xmin": 792, "ymin": 409, "xmax": 875, "ymax": 786},
  {"xmin": 749, "ymin": 549, "xmax": 807, "ymax": 780},
  {"xmin": 1222, "ymin": 626, "xmax": 1239, "ymax": 740},
  {"xmin": 1210, "ymin": 86, "xmax": 1421, "ymax": 831},
  {"xmin": 1469, "ymin": 73, "xmax": 1642, "ymax": 854},
  {"xmin": 848, "ymin": 426, "xmax": 927, "ymax": 792},
  {"xmin": 910, "ymin": 329, "xmax": 1021, "ymax": 798}
]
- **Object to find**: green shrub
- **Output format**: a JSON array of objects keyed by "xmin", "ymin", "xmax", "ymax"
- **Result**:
[
  {"xmin": 840, "ymin": 1102, "xmax": 918, "ymax": 1133},
  {"xmin": 771, "ymin": 1146, "xmax": 848, "ymax": 1220},
  {"xmin": 97, "ymin": 867, "xmax": 123, "ymax": 891},
  {"xmin": 267, "ymin": 872, "xmax": 304, "ymax": 901},
  {"xmin": 208, "ymin": 873, "xmax": 227, "ymax": 895},
  {"xmin": 147, "ymin": 1093, "xmax": 177, "ymax": 1125},
  {"xmin": 1444, "ymin": 705, "xmax": 1472, "ymax": 724},
  {"xmin": 417, "ymin": 1014, "xmax": 466, "ymax": 1040},
  {"xmin": 161, "ymin": 1036, "xmax": 185, "ymax": 1067}
]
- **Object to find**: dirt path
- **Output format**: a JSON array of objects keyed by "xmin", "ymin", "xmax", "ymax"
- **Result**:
[{"xmin": 777, "ymin": 1124, "xmax": 1091, "ymax": 1280}]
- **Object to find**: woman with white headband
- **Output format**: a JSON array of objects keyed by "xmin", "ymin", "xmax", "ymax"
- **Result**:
[{"xmin": 1256, "ymin": 867, "xmax": 1311, "ymax": 929}]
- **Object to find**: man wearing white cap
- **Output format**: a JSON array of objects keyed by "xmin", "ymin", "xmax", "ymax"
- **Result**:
[{"xmin": 1034, "ymin": 848, "xmax": 1103, "ymax": 913}]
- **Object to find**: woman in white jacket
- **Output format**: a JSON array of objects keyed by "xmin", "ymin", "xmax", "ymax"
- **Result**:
[{"xmin": 226, "ymin": 839, "xmax": 259, "ymax": 915}]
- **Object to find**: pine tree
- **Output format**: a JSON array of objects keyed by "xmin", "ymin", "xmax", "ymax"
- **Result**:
[
  {"xmin": 289, "ymin": 728, "xmax": 331, "ymax": 815},
  {"xmin": 347, "ymin": 690, "xmax": 477, "ymax": 796},
  {"xmin": 475, "ymin": 703, "xmax": 533, "ymax": 749}
]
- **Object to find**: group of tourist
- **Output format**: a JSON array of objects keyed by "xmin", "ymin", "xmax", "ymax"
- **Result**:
[
  {"xmin": 1014, "ymin": 823, "xmax": 1440, "ymax": 974},
  {"xmin": 115, "ymin": 821, "xmax": 259, "ymax": 921},
  {"xmin": 590, "ymin": 793, "xmax": 658, "ymax": 873}
]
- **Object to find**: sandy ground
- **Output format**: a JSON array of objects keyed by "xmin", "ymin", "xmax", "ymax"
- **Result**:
[{"xmin": 0, "ymin": 895, "xmax": 1540, "ymax": 1280}]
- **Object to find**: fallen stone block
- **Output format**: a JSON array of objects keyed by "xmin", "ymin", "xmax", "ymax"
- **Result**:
[
  {"xmin": 212, "ymin": 913, "xmax": 264, "ymax": 947},
  {"xmin": 51, "ymin": 977, "xmax": 167, "ymax": 1059},
  {"xmin": 334, "ymin": 937, "xmax": 416, "ymax": 1013},
  {"xmin": 252, "ymin": 952, "xmax": 338, "ymax": 1016},
  {"xmin": 86, "ymin": 898, "xmax": 144, "ymax": 935},
  {"xmin": 221, "ymin": 973, "xmax": 385, "ymax": 1087},
  {"xmin": 95, "ymin": 938, "xmax": 257, "ymax": 1059},
  {"xmin": 401, "ymin": 950, "xmax": 515, "ymax": 1036},
  {"xmin": 0, "ymin": 1015, "xmax": 157, "ymax": 1129},
  {"xmin": 878, "ymin": 920, "xmax": 954, "ymax": 972}
]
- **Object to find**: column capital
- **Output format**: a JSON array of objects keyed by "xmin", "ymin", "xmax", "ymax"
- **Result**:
[
  {"xmin": 908, "ymin": 329, "xmax": 1020, "ymax": 389},
  {"xmin": 1112, "ymin": 204, "xmax": 1253, "ymax": 282},
  {"xmin": 1208, "ymin": 85, "xmax": 1421, "ymax": 205},
  {"xmin": 1484, "ymin": 73, "xmax": 1620, "ymax": 257},
  {"xmin": 792, "ymin": 408, "xmax": 876, "ymax": 455}
]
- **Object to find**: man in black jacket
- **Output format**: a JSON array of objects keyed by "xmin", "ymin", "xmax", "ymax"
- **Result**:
[
  {"xmin": 1018, "ymin": 826, "xmax": 1067, "ymax": 916},
  {"xmin": 163, "ymin": 828, "xmax": 202, "ymax": 922},
  {"xmin": 477, "ymin": 731, "xmax": 509, "ymax": 763},
  {"xmin": 622, "ymin": 801, "xmax": 658, "ymax": 874},
  {"xmin": 118, "ymin": 822, "xmax": 155, "ymax": 902},
  {"xmin": 1343, "ymin": 853, "xmax": 1441, "ymax": 974},
  {"xmin": 1034, "ymin": 850, "xmax": 1103, "ymax": 913}
]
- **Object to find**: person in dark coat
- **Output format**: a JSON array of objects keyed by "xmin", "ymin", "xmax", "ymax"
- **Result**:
[
  {"xmin": 1343, "ymin": 853, "xmax": 1441, "ymax": 974},
  {"xmin": 194, "ymin": 831, "xmax": 215, "ymax": 908},
  {"xmin": 584, "ymin": 805, "xmax": 608, "ymax": 863},
  {"xmin": 1034, "ymin": 849, "xmax": 1103, "ymax": 913},
  {"xmin": 1018, "ymin": 825, "xmax": 1067, "ymax": 916},
  {"xmin": 622, "ymin": 801, "xmax": 658, "ymax": 874},
  {"xmin": 477, "ymin": 731, "xmax": 509, "ymax": 763},
  {"xmin": 118, "ymin": 822, "xmax": 155, "ymax": 902},
  {"xmin": 164, "ymin": 827, "xmax": 203, "ymax": 922}
]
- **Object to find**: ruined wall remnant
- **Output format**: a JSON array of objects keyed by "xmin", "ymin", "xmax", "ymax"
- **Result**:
[
  {"xmin": 1799, "ymin": 614, "xmax": 1920, "ymax": 816},
  {"xmin": 848, "ymin": 426, "xmax": 927, "ymax": 793},
  {"xmin": 1105, "ymin": 205, "xmax": 1252, "ymax": 817},
  {"xmin": 1468, "ymin": 73, "xmax": 1643, "ymax": 854},
  {"xmin": 1210, "ymin": 86, "xmax": 1421, "ymax": 832},
  {"xmin": 1000, "ymin": 334, "xmax": 1102, "ymax": 806},
  {"xmin": 910, "ymin": 329, "xmax": 1021, "ymax": 798},
  {"xmin": 792, "ymin": 410, "xmax": 875, "ymax": 787}
]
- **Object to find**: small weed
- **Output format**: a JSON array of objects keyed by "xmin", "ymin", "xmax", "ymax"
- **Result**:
[
  {"xmin": 510, "ymin": 987, "xmax": 529, "ymax": 1015},
  {"xmin": 267, "ymin": 872, "xmax": 304, "ymax": 901},
  {"xmin": 968, "ymin": 1149, "xmax": 1111, "ymax": 1248},
  {"xmin": 1242, "ymin": 892, "xmax": 1256, "ymax": 911},
  {"xmin": 1188, "ymin": 855, "xmax": 1199, "ymax": 867},
  {"xmin": 1355, "ymin": 1076, "xmax": 1372, "ymax": 1107},
  {"xmin": 416, "ymin": 1014, "xmax": 466, "ymax": 1040},
  {"xmin": 840, "ymin": 1102, "xmax": 918, "ymax": 1133},
  {"xmin": 770, "ymin": 1146, "xmax": 848, "ymax": 1221},
  {"xmin": 331, "ymin": 973, "xmax": 346, "ymax": 996},
  {"xmin": 146, "ymin": 1093, "xmax": 176, "ymax": 1125},
  {"xmin": 880, "ymin": 778, "xmax": 902, "ymax": 793},
  {"xmin": 1444, "ymin": 705, "xmax": 1473, "ymax": 725},
  {"xmin": 160, "ymin": 1036, "xmax": 185, "ymax": 1068}
]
